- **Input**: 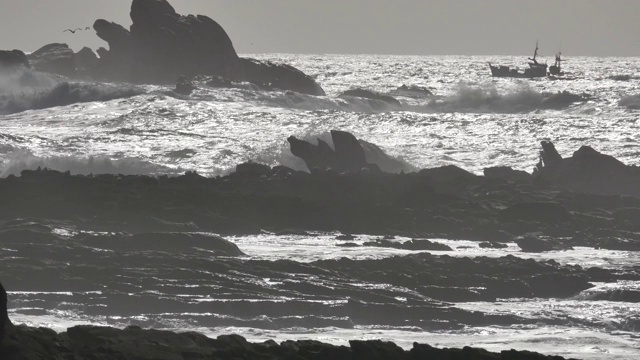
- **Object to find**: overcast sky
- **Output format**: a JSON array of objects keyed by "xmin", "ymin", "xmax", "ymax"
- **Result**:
[{"xmin": 0, "ymin": 0, "xmax": 638, "ymax": 56}]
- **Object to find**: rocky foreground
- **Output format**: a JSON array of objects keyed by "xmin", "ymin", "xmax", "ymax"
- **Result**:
[
  {"xmin": 0, "ymin": 283, "xmax": 578, "ymax": 360},
  {"xmin": 1, "ymin": 132, "xmax": 640, "ymax": 358}
]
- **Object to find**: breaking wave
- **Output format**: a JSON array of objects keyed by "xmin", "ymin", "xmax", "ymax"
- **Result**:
[
  {"xmin": 0, "ymin": 81, "xmax": 145, "ymax": 115},
  {"xmin": 0, "ymin": 149, "xmax": 181, "ymax": 177},
  {"xmin": 417, "ymin": 83, "xmax": 590, "ymax": 113}
]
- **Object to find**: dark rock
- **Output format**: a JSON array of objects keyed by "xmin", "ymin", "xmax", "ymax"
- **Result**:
[
  {"xmin": 74, "ymin": 47, "xmax": 99, "ymax": 76},
  {"xmin": 235, "ymin": 161, "xmax": 271, "ymax": 176},
  {"xmin": 500, "ymin": 202, "xmax": 571, "ymax": 224},
  {"xmin": 484, "ymin": 166, "xmax": 531, "ymax": 182},
  {"xmin": 92, "ymin": 0, "xmax": 238, "ymax": 84},
  {"xmin": 540, "ymin": 140, "xmax": 562, "ymax": 167},
  {"xmin": 237, "ymin": 58, "xmax": 325, "ymax": 96},
  {"xmin": 0, "ymin": 322, "xmax": 578, "ymax": 360},
  {"xmin": 515, "ymin": 234, "xmax": 573, "ymax": 253},
  {"xmin": 390, "ymin": 84, "xmax": 433, "ymax": 98},
  {"xmin": 479, "ymin": 241, "xmax": 508, "ymax": 249},
  {"xmin": 534, "ymin": 141, "xmax": 640, "ymax": 198},
  {"xmin": 541, "ymin": 90, "xmax": 591, "ymax": 109},
  {"xmin": 349, "ymin": 339, "xmax": 408, "ymax": 360},
  {"xmin": 203, "ymin": 75, "xmax": 233, "ymax": 88},
  {"xmin": 175, "ymin": 75, "xmax": 196, "ymax": 95},
  {"xmin": 80, "ymin": 232, "xmax": 245, "ymax": 255},
  {"xmin": 0, "ymin": 281, "xmax": 10, "ymax": 341},
  {"xmin": 85, "ymin": 0, "xmax": 325, "ymax": 95},
  {"xmin": 0, "ymin": 50, "xmax": 30, "ymax": 70},
  {"xmin": 363, "ymin": 238, "xmax": 452, "ymax": 251},
  {"xmin": 359, "ymin": 139, "xmax": 415, "ymax": 173},
  {"xmin": 288, "ymin": 130, "xmax": 378, "ymax": 173},
  {"xmin": 419, "ymin": 165, "xmax": 477, "ymax": 181},
  {"xmin": 339, "ymin": 88, "xmax": 402, "ymax": 108},
  {"xmin": 27, "ymin": 43, "xmax": 76, "ymax": 77}
]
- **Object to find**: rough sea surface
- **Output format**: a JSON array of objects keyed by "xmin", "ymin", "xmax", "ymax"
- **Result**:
[{"xmin": 1, "ymin": 55, "xmax": 640, "ymax": 359}]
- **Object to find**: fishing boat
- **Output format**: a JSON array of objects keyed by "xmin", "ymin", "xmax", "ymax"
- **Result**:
[{"xmin": 489, "ymin": 42, "xmax": 548, "ymax": 78}]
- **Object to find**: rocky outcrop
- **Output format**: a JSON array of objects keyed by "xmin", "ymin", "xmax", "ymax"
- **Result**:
[
  {"xmin": 0, "ymin": 50, "xmax": 30, "ymax": 71},
  {"xmin": 84, "ymin": 0, "xmax": 324, "ymax": 95},
  {"xmin": 26, "ymin": 43, "xmax": 75, "ymax": 77},
  {"xmin": 238, "ymin": 58, "xmax": 325, "ymax": 96},
  {"xmin": 534, "ymin": 141, "xmax": 640, "ymax": 198},
  {"xmin": 92, "ymin": 0, "xmax": 238, "ymax": 83},
  {"xmin": 288, "ymin": 130, "xmax": 372, "ymax": 173},
  {"xmin": 288, "ymin": 130, "xmax": 411, "ymax": 173},
  {"xmin": 0, "ymin": 281, "xmax": 9, "ymax": 342},
  {"xmin": 74, "ymin": 47, "xmax": 99, "ymax": 76}
]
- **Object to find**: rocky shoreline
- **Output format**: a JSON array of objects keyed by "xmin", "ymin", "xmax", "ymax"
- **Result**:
[
  {"xmin": 1, "ymin": 133, "xmax": 640, "ymax": 358},
  {"xmin": 2, "ymin": 135, "xmax": 640, "ymax": 250}
]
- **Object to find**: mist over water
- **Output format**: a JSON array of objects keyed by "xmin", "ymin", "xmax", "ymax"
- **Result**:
[{"xmin": 2, "ymin": 54, "xmax": 640, "ymax": 359}]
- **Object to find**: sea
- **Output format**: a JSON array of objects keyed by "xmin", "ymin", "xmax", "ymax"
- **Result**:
[{"xmin": 1, "ymin": 54, "xmax": 640, "ymax": 359}]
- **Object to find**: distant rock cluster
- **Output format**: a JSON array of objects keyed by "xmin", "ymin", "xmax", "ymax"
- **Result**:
[{"xmin": 0, "ymin": 0, "xmax": 325, "ymax": 96}]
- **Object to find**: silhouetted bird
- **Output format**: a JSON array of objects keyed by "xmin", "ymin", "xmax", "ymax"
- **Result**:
[{"xmin": 63, "ymin": 28, "xmax": 84, "ymax": 34}]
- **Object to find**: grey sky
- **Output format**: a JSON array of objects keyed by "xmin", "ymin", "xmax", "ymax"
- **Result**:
[{"xmin": 0, "ymin": 0, "xmax": 638, "ymax": 56}]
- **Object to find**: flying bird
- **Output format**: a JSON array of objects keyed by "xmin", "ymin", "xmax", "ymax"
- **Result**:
[{"xmin": 63, "ymin": 28, "xmax": 84, "ymax": 34}]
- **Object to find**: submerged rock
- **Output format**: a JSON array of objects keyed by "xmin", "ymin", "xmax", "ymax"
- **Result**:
[
  {"xmin": 174, "ymin": 75, "xmax": 196, "ymax": 95},
  {"xmin": 237, "ymin": 58, "xmax": 325, "ymax": 96},
  {"xmin": 339, "ymin": 88, "xmax": 401, "ymax": 108}
]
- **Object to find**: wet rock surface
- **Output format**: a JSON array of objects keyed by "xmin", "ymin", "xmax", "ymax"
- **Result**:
[{"xmin": 0, "ymin": 323, "xmax": 578, "ymax": 360}]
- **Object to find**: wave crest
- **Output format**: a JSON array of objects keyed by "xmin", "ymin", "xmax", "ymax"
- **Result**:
[
  {"xmin": 0, "ymin": 81, "xmax": 145, "ymax": 114},
  {"xmin": 421, "ymin": 83, "xmax": 590, "ymax": 113}
]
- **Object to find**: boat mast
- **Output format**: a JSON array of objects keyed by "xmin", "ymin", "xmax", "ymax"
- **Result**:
[{"xmin": 529, "ymin": 40, "xmax": 540, "ymax": 65}]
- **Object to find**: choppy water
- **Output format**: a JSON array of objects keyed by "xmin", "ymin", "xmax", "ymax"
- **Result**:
[{"xmin": 2, "ymin": 54, "xmax": 640, "ymax": 359}]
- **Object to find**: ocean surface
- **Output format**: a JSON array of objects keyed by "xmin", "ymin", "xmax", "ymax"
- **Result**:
[{"xmin": 2, "ymin": 54, "xmax": 640, "ymax": 359}]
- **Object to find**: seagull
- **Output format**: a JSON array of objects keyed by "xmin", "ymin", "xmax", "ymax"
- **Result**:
[{"xmin": 63, "ymin": 28, "xmax": 84, "ymax": 34}]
